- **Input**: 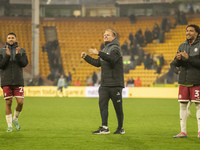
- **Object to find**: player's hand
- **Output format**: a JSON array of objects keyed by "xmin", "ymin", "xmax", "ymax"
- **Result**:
[
  {"xmin": 81, "ymin": 52, "xmax": 87, "ymax": 58},
  {"xmin": 6, "ymin": 45, "xmax": 10, "ymax": 55},
  {"xmin": 178, "ymin": 71, "xmax": 180, "ymax": 74},
  {"xmin": 181, "ymin": 51, "xmax": 189, "ymax": 60},
  {"xmin": 16, "ymin": 47, "xmax": 21, "ymax": 54},
  {"xmin": 88, "ymin": 48, "xmax": 99, "ymax": 55},
  {"xmin": 176, "ymin": 51, "xmax": 181, "ymax": 60}
]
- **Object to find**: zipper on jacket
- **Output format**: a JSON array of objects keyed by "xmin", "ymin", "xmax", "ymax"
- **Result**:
[
  {"xmin": 186, "ymin": 44, "xmax": 191, "ymax": 83},
  {"xmin": 11, "ymin": 47, "xmax": 15, "ymax": 84}
]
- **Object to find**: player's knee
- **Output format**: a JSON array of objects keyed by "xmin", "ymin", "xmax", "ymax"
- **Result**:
[
  {"xmin": 17, "ymin": 101, "xmax": 24, "ymax": 106},
  {"xmin": 6, "ymin": 100, "xmax": 12, "ymax": 107},
  {"xmin": 99, "ymin": 104, "xmax": 108, "ymax": 111},
  {"xmin": 195, "ymin": 103, "xmax": 200, "ymax": 110},
  {"xmin": 180, "ymin": 102, "xmax": 188, "ymax": 110}
]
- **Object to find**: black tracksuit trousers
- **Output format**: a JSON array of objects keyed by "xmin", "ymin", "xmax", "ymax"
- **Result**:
[{"xmin": 98, "ymin": 86, "xmax": 124, "ymax": 129}]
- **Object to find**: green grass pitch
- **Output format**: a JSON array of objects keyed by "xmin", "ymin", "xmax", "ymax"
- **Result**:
[{"xmin": 0, "ymin": 97, "xmax": 199, "ymax": 150}]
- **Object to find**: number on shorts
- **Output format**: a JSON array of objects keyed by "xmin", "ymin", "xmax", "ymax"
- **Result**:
[
  {"xmin": 195, "ymin": 90, "xmax": 200, "ymax": 98},
  {"xmin": 19, "ymin": 87, "xmax": 23, "ymax": 93}
]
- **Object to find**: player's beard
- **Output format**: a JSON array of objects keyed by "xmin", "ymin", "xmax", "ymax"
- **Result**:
[
  {"xmin": 7, "ymin": 41, "xmax": 15, "ymax": 46},
  {"xmin": 187, "ymin": 36, "xmax": 196, "ymax": 43}
]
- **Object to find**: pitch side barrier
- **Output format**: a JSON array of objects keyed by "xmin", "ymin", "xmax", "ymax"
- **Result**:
[{"xmin": 0, "ymin": 86, "xmax": 178, "ymax": 98}]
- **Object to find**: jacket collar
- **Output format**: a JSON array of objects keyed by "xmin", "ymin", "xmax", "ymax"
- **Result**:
[
  {"xmin": 185, "ymin": 36, "xmax": 200, "ymax": 45},
  {"xmin": 104, "ymin": 38, "xmax": 120, "ymax": 47},
  {"xmin": 4, "ymin": 42, "xmax": 18, "ymax": 48}
]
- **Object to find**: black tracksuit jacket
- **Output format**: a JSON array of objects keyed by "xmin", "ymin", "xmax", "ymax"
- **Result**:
[
  {"xmin": 0, "ymin": 42, "xmax": 28, "ymax": 87},
  {"xmin": 84, "ymin": 38, "xmax": 124, "ymax": 87},
  {"xmin": 170, "ymin": 36, "xmax": 200, "ymax": 84}
]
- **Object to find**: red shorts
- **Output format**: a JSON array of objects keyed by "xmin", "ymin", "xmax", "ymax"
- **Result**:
[
  {"xmin": 178, "ymin": 85, "xmax": 200, "ymax": 103},
  {"xmin": 2, "ymin": 86, "xmax": 24, "ymax": 100}
]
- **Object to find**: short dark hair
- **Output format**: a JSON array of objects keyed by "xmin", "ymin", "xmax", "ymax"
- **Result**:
[
  {"xmin": 7, "ymin": 32, "xmax": 16, "ymax": 38},
  {"xmin": 105, "ymin": 29, "xmax": 118, "ymax": 38},
  {"xmin": 186, "ymin": 24, "xmax": 200, "ymax": 35}
]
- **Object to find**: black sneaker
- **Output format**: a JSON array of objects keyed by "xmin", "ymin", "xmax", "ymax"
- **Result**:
[
  {"xmin": 92, "ymin": 127, "xmax": 110, "ymax": 134},
  {"xmin": 113, "ymin": 128, "xmax": 125, "ymax": 134}
]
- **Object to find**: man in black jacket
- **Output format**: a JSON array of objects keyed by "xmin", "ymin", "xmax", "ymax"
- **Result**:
[
  {"xmin": 81, "ymin": 29, "xmax": 125, "ymax": 134},
  {"xmin": 0, "ymin": 33, "xmax": 28, "ymax": 132},
  {"xmin": 171, "ymin": 24, "xmax": 200, "ymax": 138}
]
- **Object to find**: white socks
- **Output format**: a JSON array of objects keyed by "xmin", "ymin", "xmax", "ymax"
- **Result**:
[
  {"xmin": 180, "ymin": 103, "xmax": 187, "ymax": 133},
  {"xmin": 6, "ymin": 110, "xmax": 21, "ymax": 128},
  {"xmin": 6, "ymin": 114, "xmax": 12, "ymax": 127},
  {"xmin": 180, "ymin": 102, "xmax": 200, "ymax": 133},
  {"xmin": 13, "ymin": 110, "xmax": 21, "ymax": 121},
  {"xmin": 195, "ymin": 103, "xmax": 200, "ymax": 133},
  {"xmin": 102, "ymin": 126, "xmax": 108, "ymax": 129}
]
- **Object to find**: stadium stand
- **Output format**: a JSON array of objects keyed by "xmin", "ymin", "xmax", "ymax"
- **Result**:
[
  {"xmin": 54, "ymin": 18, "xmax": 164, "ymax": 86},
  {"xmin": 1, "ymin": 16, "xmax": 199, "ymax": 86}
]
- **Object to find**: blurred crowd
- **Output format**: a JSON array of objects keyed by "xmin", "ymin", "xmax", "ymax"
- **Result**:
[
  {"xmin": 27, "ymin": 74, "xmax": 43, "ymax": 86},
  {"xmin": 42, "ymin": 39, "xmax": 62, "ymax": 76},
  {"xmin": 119, "ymin": 20, "xmax": 167, "ymax": 75}
]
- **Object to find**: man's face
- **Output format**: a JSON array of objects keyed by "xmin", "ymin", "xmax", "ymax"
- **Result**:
[
  {"xmin": 7, "ymin": 35, "xmax": 16, "ymax": 45},
  {"xmin": 103, "ymin": 31, "xmax": 115, "ymax": 43},
  {"xmin": 186, "ymin": 27, "xmax": 198, "ymax": 41}
]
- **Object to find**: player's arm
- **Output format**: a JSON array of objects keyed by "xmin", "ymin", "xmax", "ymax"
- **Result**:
[
  {"xmin": 81, "ymin": 52, "xmax": 101, "ymax": 67},
  {"xmin": 84, "ymin": 56, "xmax": 101, "ymax": 67},
  {"xmin": 186, "ymin": 54, "xmax": 200, "ymax": 69},
  {"xmin": 170, "ymin": 60, "xmax": 180, "ymax": 74},
  {"xmin": 171, "ymin": 45, "xmax": 184, "ymax": 67},
  {"xmin": 178, "ymin": 48, "xmax": 200, "ymax": 69},
  {"xmin": 98, "ymin": 49, "xmax": 121, "ymax": 65},
  {"xmin": 15, "ymin": 48, "xmax": 29, "ymax": 67},
  {"xmin": 0, "ymin": 49, "xmax": 11, "ymax": 69}
]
